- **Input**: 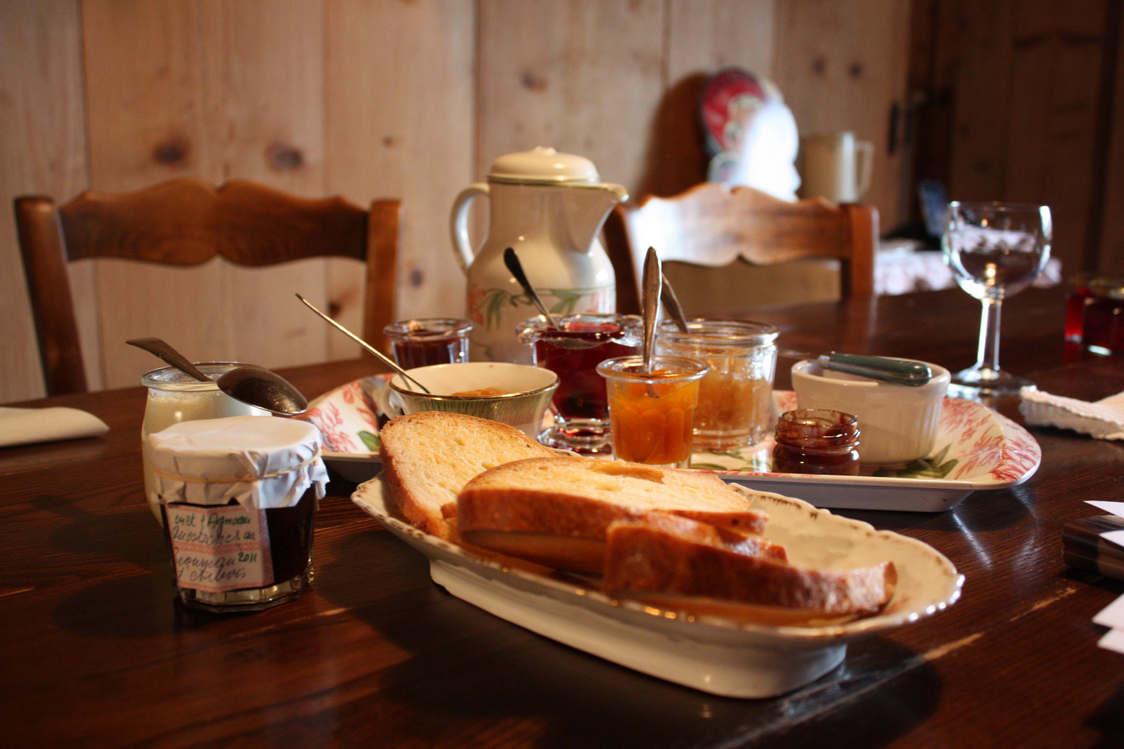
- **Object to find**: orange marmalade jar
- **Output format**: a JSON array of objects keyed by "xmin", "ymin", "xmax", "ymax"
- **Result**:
[
  {"xmin": 772, "ymin": 409, "xmax": 862, "ymax": 476},
  {"xmin": 596, "ymin": 356, "xmax": 709, "ymax": 467},
  {"xmin": 656, "ymin": 319, "xmax": 779, "ymax": 450}
]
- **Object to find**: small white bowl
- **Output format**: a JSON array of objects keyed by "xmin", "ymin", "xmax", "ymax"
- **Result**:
[
  {"xmin": 791, "ymin": 359, "xmax": 950, "ymax": 465},
  {"xmin": 388, "ymin": 362, "xmax": 558, "ymax": 439}
]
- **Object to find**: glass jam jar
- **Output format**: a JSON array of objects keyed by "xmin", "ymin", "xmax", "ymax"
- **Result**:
[
  {"xmin": 772, "ymin": 409, "xmax": 862, "ymax": 476},
  {"xmin": 383, "ymin": 318, "xmax": 473, "ymax": 368},
  {"xmin": 147, "ymin": 416, "xmax": 329, "ymax": 613},
  {"xmin": 596, "ymin": 355, "xmax": 709, "ymax": 467},
  {"xmin": 142, "ymin": 363, "xmax": 267, "ymax": 523},
  {"xmin": 656, "ymin": 319, "xmax": 779, "ymax": 450},
  {"xmin": 517, "ymin": 313, "xmax": 642, "ymax": 454}
]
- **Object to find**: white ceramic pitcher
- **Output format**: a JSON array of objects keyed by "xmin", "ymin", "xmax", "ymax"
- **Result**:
[{"xmin": 451, "ymin": 147, "xmax": 628, "ymax": 362}]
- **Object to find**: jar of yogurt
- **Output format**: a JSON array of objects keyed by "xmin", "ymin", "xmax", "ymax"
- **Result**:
[{"xmin": 142, "ymin": 364, "xmax": 267, "ymax": 522}]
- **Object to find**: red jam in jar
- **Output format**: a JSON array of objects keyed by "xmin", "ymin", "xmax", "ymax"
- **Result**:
[
  {"xmin": 772, "ymin": 409, "xmax": 862, "ymax": 476},
  {"xmin": 384, "ymin": 318, "xmax": 473, "ymax": 368}
]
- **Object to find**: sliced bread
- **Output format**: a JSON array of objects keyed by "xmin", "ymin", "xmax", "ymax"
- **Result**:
[
  {"xmin": 379, "ymin": 411, "xmax": 556, "ymax": 538},
  {"xmin": 456, "ymin": 457, "xmax": 768, "ymax": 572},
  {"xmin": 603, "ymin": 513, "xmax": 896, "ymax": 619}
]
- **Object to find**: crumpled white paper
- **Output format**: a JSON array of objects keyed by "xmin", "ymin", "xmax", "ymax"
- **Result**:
[{"xmin": 1019, "ymin": 387, "xmax": 1124, "ymax": 440}]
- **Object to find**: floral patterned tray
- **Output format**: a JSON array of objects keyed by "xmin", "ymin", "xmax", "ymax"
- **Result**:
[{"xmin": 305, "ymin": 377, "xmax": 1041, "ymax": 512}]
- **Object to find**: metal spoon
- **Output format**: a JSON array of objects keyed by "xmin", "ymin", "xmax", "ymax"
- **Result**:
[
  {"xmin": 661, "ymin": 273, "xmax": 689, "ymax": 333},
  {"xmin": 641, "ymin": 247, "xmax": 662, "ymax": 375},
  {"xmin": 126, "ymin": 337, "xmax": 309, "ymax": 416},
  {"xmin": 503, "ymin": 247, "xmax": 560, "ymax": 329},
  {"xmin": 294, "ymin": 294, "xmax": 431, "ymax": 394}
]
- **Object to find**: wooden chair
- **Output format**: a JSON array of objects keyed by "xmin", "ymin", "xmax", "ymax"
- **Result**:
[
  {"xmin": 15, "ymin": 178, "xmax": 400, "ymax": 395},
  {"xmin": 608, "ymin": 183, "xmax": 877, "ymax": 314}
]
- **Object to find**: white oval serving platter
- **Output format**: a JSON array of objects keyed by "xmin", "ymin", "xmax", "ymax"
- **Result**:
[{"xmin": 351, "ymin": 478, "xmax": 963, "ymax": 698}]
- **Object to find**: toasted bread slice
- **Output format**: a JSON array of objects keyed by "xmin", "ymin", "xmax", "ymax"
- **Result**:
[
  {"xmin": 379, "ymin": 412, "xmax": 555, "ymax": 538},
  {"xmin": 604, "ymin": 513, "xmax": 896, "ymax": 618},
  {"xmin": 457, "ymin": 457, "xmax": 768, "ymax": 572}
]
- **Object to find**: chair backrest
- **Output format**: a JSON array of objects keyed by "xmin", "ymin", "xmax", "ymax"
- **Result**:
[
  {"xmin": 15, "ymin": 178, "xmax": 399, "ymax": 395},
  {"xmin": 608, "ymin": 182, "xmax": 877, "ymax": 314}
]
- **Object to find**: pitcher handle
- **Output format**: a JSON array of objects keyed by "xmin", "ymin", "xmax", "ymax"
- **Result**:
[
  {"xmin": 450, "ymin": 182, "xmax": 489, "ymax": 275},
  {"xmin": 855, "ymin": 141, "xmax": 875, "ymax": 200}
]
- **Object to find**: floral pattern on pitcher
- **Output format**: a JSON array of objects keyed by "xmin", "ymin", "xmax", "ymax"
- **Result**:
[{"xmin": 467, "ymin": 284, "xmax": 615, "ymax": 332}]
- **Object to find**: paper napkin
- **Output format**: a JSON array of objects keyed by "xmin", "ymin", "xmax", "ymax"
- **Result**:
[
  {"xmin": 0, "ymin": 407, "xmax": 109, "ymax": 448},
  {"xmin": 1095, "ymin": 595, "xmax": 1124, "ymax": 655},
  {"xmin": 1019, "ymin": 388, "xmax": 1124, "ymax": 440}
]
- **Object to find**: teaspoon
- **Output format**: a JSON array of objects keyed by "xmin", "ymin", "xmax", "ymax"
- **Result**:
[
  {"xmin": 503, "ymin": 247, "xmax": 560, "ymax": 329},
  {"xmin": 126, "ymin": 337, "xmax": 309, "ymax": 416},
  {"xmin": 294, "ymin": 294, "xmax": 431, "ymax": 394}
]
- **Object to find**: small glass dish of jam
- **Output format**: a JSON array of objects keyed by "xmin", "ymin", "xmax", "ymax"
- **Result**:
[
  {"xmin": 772, "ymin": 408, "xmax": 862, "ymax": 476},
  {"xmin": 596, "ymin": 355, "xmax": 709, "ymax": 467},
  {"xmin": 384, "ymin": 318, "xmax": 473, "ymax": 368},
  {"xmin": 518, "ymin": 313, "xmax": 642, "ymax": 454},
  {"xmin": 147, "ymin": 415, "xmax": 329, "ymax": 613}
]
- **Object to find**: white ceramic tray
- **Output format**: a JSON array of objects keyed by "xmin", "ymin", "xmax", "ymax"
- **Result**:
[
  {"xmin": 701, "ymin": 392, "xmax": 1041, "ymax": 512},
  {"xmin": 352, "ymin": 478, "xmax": 963, "ymax": 698},
  {"xmin": 309, "ymin": 378, "xmax": 1041, "ymax": 512}
]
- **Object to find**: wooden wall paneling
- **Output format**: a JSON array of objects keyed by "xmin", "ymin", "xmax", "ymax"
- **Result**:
[
  {"xmin": 0, "ymin": 0, "xmax": 89, "ymax": 401},
  {"xmin": 1098, "ymin": 9, "xmax": 1124, "ymax": 275},
  {"xmin": 649, "ymin": 0, "xmax": 777, "ymax": 197},
  {"xmin": 325, "ymin": 0, "xmax": 475, "ymax": 358},
  {"xmin": 83, "ymin": 0, "xmax": 329, "ymax": 388},
  {"xmin": 1004, "ymin": 0, "xmax": 1110, "ymax": 275},
  {"xmin": 946, "ymin": 0, "xmax": 1014, "ymax": 201},
  {"xmin": 82, "ymin": 0, "xmax": 226, "ymax": 389},
  {"xmin": 477, "ymin": 0, "xmax": 665, "ymax": 193},
  {"xmin": 202, "ymin": 0, "xmax": 329, "ymax": 373},
  {"xmin": 771, "ymin": 0, "xmax": 912, "ymax": 231}
]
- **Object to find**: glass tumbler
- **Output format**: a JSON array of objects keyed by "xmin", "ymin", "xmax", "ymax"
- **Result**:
[
  {"xmin": 384, "ymin": 318, "xmax": 473, "ymax": 368},
  {"xmin": 142, "ymin": 363, "xmax": 267, "ymax": 523},
  {"xmin": 656, "ymin": 319, "xmax": 779, "ymax": 450},
  {"xmin": 517, "ymin": 313, "xmax": 642, "ymax": 454},
  {"xmin": 596, "ymin": 355, "xmax": 708, "ymax": 467}
]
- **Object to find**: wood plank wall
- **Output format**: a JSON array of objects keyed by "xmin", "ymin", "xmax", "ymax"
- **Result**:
[
  {"xmin": 3, "ymin": 0, "xmax": 914, "ymax": 400},
  {"xmin": 912, "ymin": 0, "xmax": 1124, "ymax": 276}
]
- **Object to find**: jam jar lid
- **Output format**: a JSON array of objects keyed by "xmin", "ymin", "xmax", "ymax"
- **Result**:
[
  {"xmin": 147, "ymin": 415, "xmax": 328, "ymax": 509},
  {"xmin": 658, "ymin": 318, "xmax": 779, "ymax": 348}
]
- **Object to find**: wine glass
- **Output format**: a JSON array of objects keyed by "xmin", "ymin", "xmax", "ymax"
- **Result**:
[{"xmin": 942, "ymin": 201, "xmax": 1052, "ymax": 395}]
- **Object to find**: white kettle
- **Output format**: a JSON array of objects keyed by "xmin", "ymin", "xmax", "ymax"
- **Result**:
[{"xmin": 451, "ymin": 147, "xmax": 628, "ymax": 362}]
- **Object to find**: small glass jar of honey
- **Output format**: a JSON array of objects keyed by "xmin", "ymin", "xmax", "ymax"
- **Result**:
[
  {"xmin": 772, "ymin": 409, "xmax": 862, "ymax": 476},
  {"xmin": 657, "ymin": 319, "xmax": 779, "ymax": 450}
]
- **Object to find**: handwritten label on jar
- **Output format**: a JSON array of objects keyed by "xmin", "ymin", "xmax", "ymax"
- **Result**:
[{"xmin": 166, "ymin": 505, "xmax": 274, "ymax": 593}]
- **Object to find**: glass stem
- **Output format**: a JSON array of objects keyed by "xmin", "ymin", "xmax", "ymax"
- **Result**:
[{"xmin": 975, "ymin": 298, "xmax": 1002, "ymax": 374}]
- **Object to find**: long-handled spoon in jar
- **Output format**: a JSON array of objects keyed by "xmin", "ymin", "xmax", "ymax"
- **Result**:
[
  {"xmin": 294, "ymin": 294, "xmax": 431, "ymax": 394},
  {"xmin": 503, "ymin": 247, "xmax": 560, "ymax": 329},
  {"xmin": 660, "ymin": 270, "xmax": 690, "ymax": 333}
]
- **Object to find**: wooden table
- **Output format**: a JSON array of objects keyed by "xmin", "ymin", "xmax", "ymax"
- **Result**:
[{"xmin": 2, "ymin": 288, "xmax": 1122, "ymax": 746}]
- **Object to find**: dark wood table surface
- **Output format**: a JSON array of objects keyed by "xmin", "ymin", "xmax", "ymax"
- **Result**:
[{"xmin": 2, "ymin": 288, "xmax": 1122, "ymax": 747}]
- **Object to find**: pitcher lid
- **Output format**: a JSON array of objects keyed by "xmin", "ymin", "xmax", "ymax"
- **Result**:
[{"xmin": 487, "ymin": 147, "xmax": 601, "ymax": 185}]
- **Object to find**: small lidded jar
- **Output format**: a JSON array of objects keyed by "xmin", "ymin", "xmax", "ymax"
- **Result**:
[
  {"xmin": 147, "ymin": 415, "xmax": 329, "ymax": 613},
  {"xmin": 772, "ymin": 409, "xmax": 862, "ymax": 476}
]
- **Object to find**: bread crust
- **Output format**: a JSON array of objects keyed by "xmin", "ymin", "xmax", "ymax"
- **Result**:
[
  {"xmin": 458, "ymin": 457, "xmax": 767, "ymax": 537},
  {"xmin": 604, "ymin": 514, "xmax": 896, "ymax": 615},
  {"xmin": 378, "ymin": 411, "xmax": 555, "ymax": 539}
]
